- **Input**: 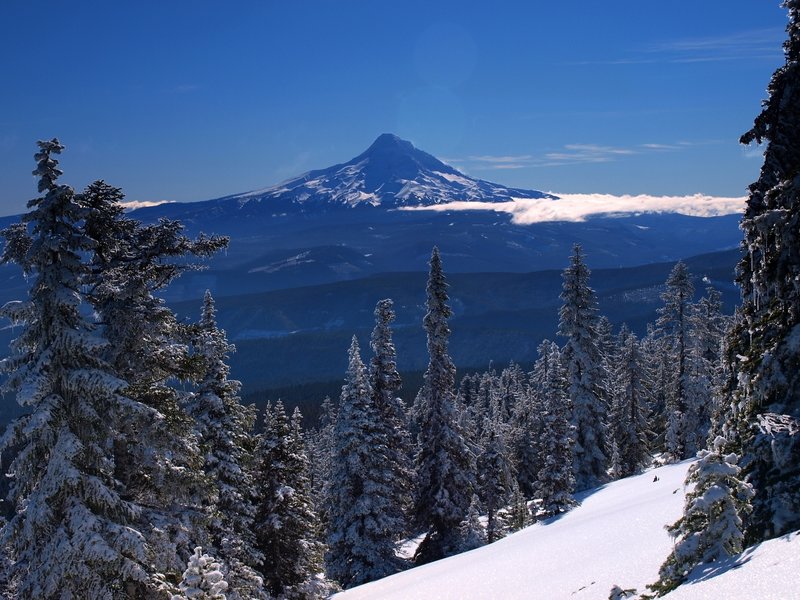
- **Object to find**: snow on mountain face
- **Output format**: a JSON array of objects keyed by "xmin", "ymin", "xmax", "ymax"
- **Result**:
[{"xmin": 229, "ymin": 134, "xmax": 555, "ymax": 209}]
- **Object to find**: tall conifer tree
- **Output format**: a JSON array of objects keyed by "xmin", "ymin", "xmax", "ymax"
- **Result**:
[
  {"xmin": 725, "ymin": 0, "xmax": 800, "ymax": 543},
  {"xmin": 254, "ymin": 402, "xmax": 321, "ymax": 597},
  {"xmin": 369, "ymin": 299, "xmax": 413, "ymax": 539},
  {"xmin": 80, "ymin": 177, "xmax": 228, "ymax": 586},
  {"xmin": 558, "ymin": 245, "xmax": 607, "ymax": 490},
  {"xmin": 535, "ymin": 341, "xmax": 576, "ymax": 518},
  {"xmin": 414, "ymin": 247, "xmax": 476, "ymax": 564},
  {"xmin": 0, "ymin": 141, "xmax": 153, "ymax": 597},
  {"xmin": 608, "ymin": 327, "xmax": 651, "ymax": 479},
  {"xmin": 188, "ymin": 291, "xmax": 263, "ymax": 600},
  {"xmin": 656, "ymin": 261, "xmax": 695, "ymax": 461},
  {"xmin": 326, "ymin": 337, "xmax": 404, "ymax": 587}
]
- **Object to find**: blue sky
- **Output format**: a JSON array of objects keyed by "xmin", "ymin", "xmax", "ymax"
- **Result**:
[{"xmin": 0, "ymin": 1, "xmax": 788, "ymax": 216}]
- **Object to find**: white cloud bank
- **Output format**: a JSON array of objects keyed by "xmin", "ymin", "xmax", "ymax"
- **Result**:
[
  {"xmin": 400, "ymin": 192, "xmax": 746, "ymax": 224},
  {"xmin": 121, "ymin": 200, "xmax": 175, "ymax": 211}
]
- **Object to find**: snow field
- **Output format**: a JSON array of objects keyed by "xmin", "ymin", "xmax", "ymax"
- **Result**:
[
  {"xmin": 662, "ymin": 531, "xmax": 800, "ymax": 600},
  {"xmin": 336, "ymin": 460, "xmax": 693, "ymax": 600}
]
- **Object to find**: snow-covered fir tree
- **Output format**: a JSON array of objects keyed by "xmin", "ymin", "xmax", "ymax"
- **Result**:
[
  {"xmin": 187, "ymin": 291, "xmax": 263, "ymax": 600},
  {"xmin": 476, "ymin": 421, "xmax": 515, "ymax": 543},
  {"xmin": 535, "ymin": 340, "xmax": 577, "ymax": 518},
  {"xmin": 494, "ymin": 362, "xmax": 526, "ymax": 425},
  {"xmin": 0, "ymin": 141, "xmax": 152, "ymax": 598},
  {"xmin": 368, "ymin": 298, "xmax": 413, "ymax": 539},
  {"xmin": 326, "ymin": 337, "xmax": 405, "ymax": 587},
  {"xmin": 458, "ymin": 495, "xmax": 486, "ymax": 552},
  {"xmin": 608, "ymin": 326, "xmax": 651, "ymax": 479},
  {"xmin": 595, "ymin": 315, "xmax": 616, "ymax": 424},
  {"xmin": 691, "ymin": 287, "xmax": 727, "ymax": 379},
  {"xmin": 80, "ymin": 177, "xmax": 228, "ymax": 586},
  {"xmin": 455, "ymin": 374, "xmax": 482, "ymax": 450},
  {"xmin": 656, "ymin": 261, "xmax": 696, "ymax": 461},
  {"xmin": 307, "ymin": 395, "xmax": 337, "ymax": 536},
  {"xmin": 414, "ymin": 247, "xmax": 476, "ymax": 564},
  {"xmin": 500, "ymin": 486, "xmax": 532, "ymax": 534},
  {"xmin": 173, "ymin": 547, "xmax": 229, "ymax": 600},
  {"xmin": 652, "ymin": 436, "xmax": 754, "ymax": 595},
  {"xmin": 689, "ymin": 287, "xmax": 728, "ymax": 441},
  {"xmin": 508, "ymin": 373, "xmax": 543, "ymax": 499},
  {"xmin": 724, "ymin": 4, "xmax": 800, "ymax": 541},
  {"xmin": 558, "ymin": 244, "xmax": 608, "ymax": 491},
  {"xmin": 254, "ymin": 401, "xmax": 322, "ymax": 597},
  {"xmin": 641, "ymin": 324, "xmax": 671, "ymax": 455}
]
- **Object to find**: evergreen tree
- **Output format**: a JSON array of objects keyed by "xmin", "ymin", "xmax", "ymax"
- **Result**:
[
  {"xmin": 652, "ymin": 437, "xmax": 754, "ymax": 595},
  {"xmin": 595, "ymin": 315, "xmax": 616, "ymax": 423},
  {"xmin": 368, "ymin": 299, "xmax": 413, "ymax": 538},
  {"xmin": 307, "ymin": 395, "xmax": 337, "ymax": 535},
  {"xmin": 558, "ymin": 244, "xmax": 608, "ymax": 490},
  {"xmin": 187, "ymin": 291, "xmax": 263, "ymax": 600},
  {"xmin": 455, "ymin": 375, "xmax": 482, "ymax": 450},
  {"xmin": 500, "ymin": 485, "xmax": 531, "ymax": 533},
  {"xmin": 80, "ymin": 177, "xmax": 227, "ymax": 585},
  {"xmin": 457, "ymin": 495, "xmax": 486, "ymax": 552},
  {"xmin": 414, "ymin": 248, "xmax": 476, "ymax": 564},
  {"xmin": 641, "ymin": 324, "xmax": 671, "ymax": 455},
  {"xmin": 495, "ymin": 363, "xmax": 526, "ymax": 425},
  {"xmin": 173, "ymin": 547, "xmax": 229, "ymax": 600},
  {"xmin": 656, "ymin": 261, "xmax": 695, "ymax": 461},
  {"xmin": 725, "ymin": 0, "xmax": 800, "ymax": 543},
  {"xmin": 465, "ymin": 370, "xmax": 497, "ymax": 443},
  {"xmin": 689, "ymin": 287, "xmax": 728, "ymax": 445},
  {"xmin": 476, "ymin": 422, "xmax": 515, "ymax": 543},
  {"xmin": 0, "ymin": 141, "xmax": 152, "ymax": 598},
  {"xmin": 608, "ymin": 327, "xmax": 651, "ymax": 479},
  {"xmin": 508, "ymin": 379, "xmax": 542, "ymax": 499},
  {"xmin": 535, "ymin": 341, "xmax": 577, "ymax": 518},
  {"xmin": 326, "ymin": 337, "xmax": 404, "ymax": 588},
  {"xmin": 254, "ymin": 402, "xmax": 322, "ymax": 598}
]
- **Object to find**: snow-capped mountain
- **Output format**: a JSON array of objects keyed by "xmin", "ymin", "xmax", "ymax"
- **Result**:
[
  {"xmin": 222, "ymin": 133, "xmax": 554, "ymax": 209},
  {"xmin": 123, "ymin": 133, "xmax": 741, "ymax": 282}
]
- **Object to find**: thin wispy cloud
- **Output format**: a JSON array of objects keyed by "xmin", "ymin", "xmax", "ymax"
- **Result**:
[
  {"xmin": 469, "ymin": 154, "xmax": 535, "ymax": 163},
  {"xmin": 400, "ymin": 192, "xmax": 745, "ymax": 224},
  {"xmin": 545, "ymin": 144, "xmax": 636, "ymax": 164},
  {"xmin": 574, "ymin": 27, "xmax": 784, "ymax": 65},
  {"xmin": 455, "ymin": 141, "xmax": 691, "ymax": 170},
  {"xmin": 650, "ymin": 28, "xmax": 781, "ymax": 54},
  {"xmin": 641, "ymin": 143, "xmax": 680, "ymax": 150}
]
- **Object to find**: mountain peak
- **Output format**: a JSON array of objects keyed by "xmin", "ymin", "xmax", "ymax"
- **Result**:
[
  {"xmin": 228, "ymin": 134, "xmax": 554, "ymax": 209},
  {"xmin": 366, "ymin": 133, "xmax": 414, "ymax": 153}
]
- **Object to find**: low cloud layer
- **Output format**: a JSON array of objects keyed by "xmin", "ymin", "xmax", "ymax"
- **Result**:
[
  {"xmin": 121, "ymin": 200, "xmax": 174, "ymax": 211},
  {"xmin": 400, "ymin": 192, "xmax": 746, "ymax": 224}
]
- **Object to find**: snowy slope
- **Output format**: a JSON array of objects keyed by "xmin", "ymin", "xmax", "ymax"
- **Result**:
[
  {"xmin": 662, "ymin": 531, "xmax": 800, "ymax": 600},
  {"xmin": 336, "ymin": 461, "xmax": 692, "ymax": 600}
]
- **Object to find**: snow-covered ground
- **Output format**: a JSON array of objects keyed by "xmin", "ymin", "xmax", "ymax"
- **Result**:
[
  {"xmin": 662, "ymin": 531, "xmax": 800, "ymax": 600},
  {"xmin": 335, "ymin": 460, "xmax": 800, "ymax": 599},
  {"xmin": 336, "ymin": 461, "xmax": 692, "ymax": 600}
]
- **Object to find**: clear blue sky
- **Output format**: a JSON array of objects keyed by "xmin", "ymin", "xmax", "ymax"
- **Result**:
[{"xmin": 0, "ymin": 1, "xmax": 788, "ymax": 215}]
